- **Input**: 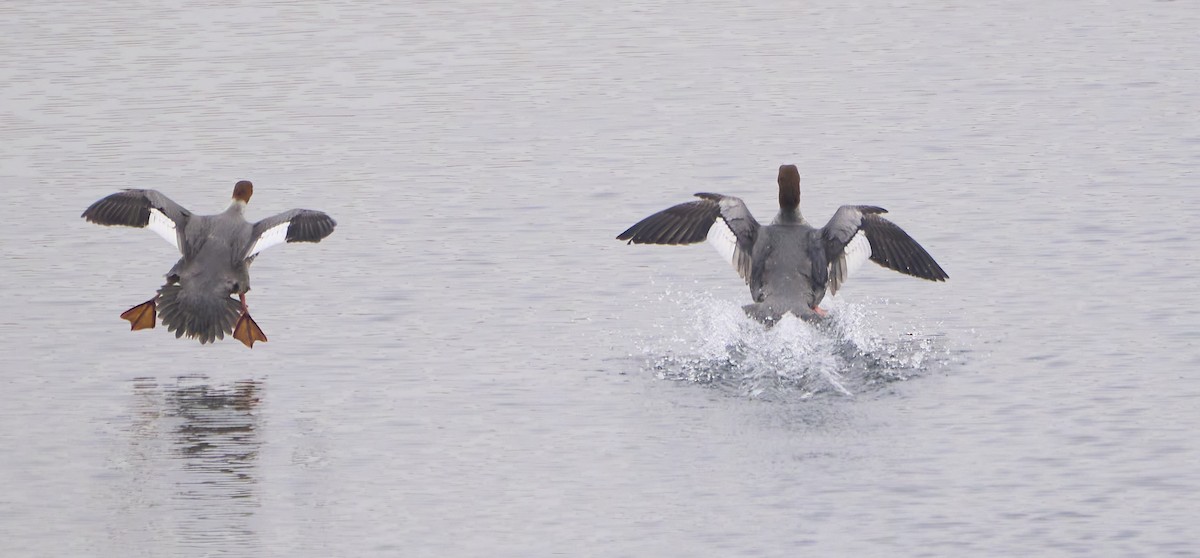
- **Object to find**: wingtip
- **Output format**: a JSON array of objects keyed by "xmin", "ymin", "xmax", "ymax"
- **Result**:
[{"xmin": 920, "ymin": 266, "xmax": 949, "ymax": 282}]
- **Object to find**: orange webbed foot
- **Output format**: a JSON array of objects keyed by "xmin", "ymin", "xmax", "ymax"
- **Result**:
[
  {"xmin": 233, "ymin": 312, "xmax": 268, "ymax": 349},
  {"xmin": 120, "ymin": 299, "xmax": 157, "ymax": 331}
]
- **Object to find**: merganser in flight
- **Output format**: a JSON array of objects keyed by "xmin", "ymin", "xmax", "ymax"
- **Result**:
[
  {"xmin": 82, "ymin": 181, "xmax": 336, "ymax": 347},
  {"xmin": 617, "ymin": 165, "xmax": 947, "ymax": 323}
]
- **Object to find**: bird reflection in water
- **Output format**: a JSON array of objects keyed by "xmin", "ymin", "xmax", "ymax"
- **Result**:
[{"xmin": 127, "ymin": 376, "xmax": 263, "ymax": 552}]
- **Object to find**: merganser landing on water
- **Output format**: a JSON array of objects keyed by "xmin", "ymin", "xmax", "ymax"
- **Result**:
[
  {"xmin": 617, "ymin": 164, "xmax": 947, "ymax": 323},
  {"xmin": 82, "ymin": 181, "xmax": 336, "ymax": 348}
]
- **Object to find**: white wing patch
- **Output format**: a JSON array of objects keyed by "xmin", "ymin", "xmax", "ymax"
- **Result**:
[
  {"xmin": 705, "ymin": 216, "xmax": 741, "ymax": 275},
  {"xmin": 245, "ymin": 221, "xmax": 290, "ymax": 260},
  {"xmin": 829, "ymin": 231, "xmax": 872, "ymax": 297},
  {"xmin": 147, "ymin": 208, "xmax": 180, "ymax": 251},
  {"xmin": 842, "ymin": 231, "xmax": 872, "ymax": 278}
]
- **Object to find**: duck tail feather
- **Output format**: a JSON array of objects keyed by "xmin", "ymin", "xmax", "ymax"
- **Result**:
[{"xmin": 157, "ymin": 283, "xmax": 241, "ymax": 344}]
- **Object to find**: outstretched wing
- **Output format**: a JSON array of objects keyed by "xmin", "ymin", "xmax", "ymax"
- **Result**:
[
  {"xmin": 616, "ymin": 193, "xmax": 760, "ymax": 283},
  {"xmin": 820, "ymin": 205, "xmax": 948, "ymax": 295},
  {"xmin": 245, "ymin": 209, "xmax": 337, "ymax": 260},
  {"xmin": 81, "ymin": 189, "xmax": 192, "ymax": 251}
]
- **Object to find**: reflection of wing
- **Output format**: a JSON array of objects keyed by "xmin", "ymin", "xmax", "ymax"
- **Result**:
[
  {"xmin": 617, "ymin": 193, "xmax": 760, "ymax": 283},
  {"xmin": 821, "ymin": 205, "xmax": 948, "ymax": 295},
  {"xmin": 244, "ymin": 209, "xmax": 337, "ymax": 260},
  {"xmin": 81, "ymin": 189, "xmax": 192, "ymax": 251}
]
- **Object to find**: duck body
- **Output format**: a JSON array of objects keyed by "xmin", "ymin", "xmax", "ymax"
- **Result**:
[
  {"xmin": 744, "ymin": 217, "xmax": 828, "ymax": 321},
  {"xmin": 618, "ymin": 165, "xmax": 947, "ymax": 323},
  {"xmin": 157, "ymin": 207, "xmax": 255, "ymax": 343},
  {"xmin": 83, "ymin": 181, "xmax": 336, "ymax": 347}
]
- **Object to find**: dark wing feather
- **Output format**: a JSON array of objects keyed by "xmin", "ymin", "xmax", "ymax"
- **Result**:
[
  {"xmin": 245, "ymin": 209, "xmax": 337, "ymax": 260},
  {"xmin": 860, "ymin": 213, "xmax": 948, "ymax": 281},
  {"xmin": 617, "ymin": 199, "xmax": 719, "ymax": 245},
  {"xmin": 821, "ymin": 205, "xmax": 947, "ymax": 293},
  {"xmin": 81, "ymin": 189, "xmax": 192, "ymax": 248},
  {"xmin": 617, "ymin": 193, "xmax": 760, "ymax": 282}
]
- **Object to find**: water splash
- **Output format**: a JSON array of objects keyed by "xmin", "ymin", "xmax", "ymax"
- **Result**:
[{"xmin": 636, "ymin": 289, "xmax": 952, "ymax": 400}]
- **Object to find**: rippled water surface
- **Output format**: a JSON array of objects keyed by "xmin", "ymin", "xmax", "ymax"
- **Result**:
[{"xmin": 2, "ymin": 0, "xmax": 1199, "ymax": 555}]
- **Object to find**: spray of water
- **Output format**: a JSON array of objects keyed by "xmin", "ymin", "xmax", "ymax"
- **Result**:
[{"xmin": 636, "ymin": 288, "xmax": 951, "ymax": 400}]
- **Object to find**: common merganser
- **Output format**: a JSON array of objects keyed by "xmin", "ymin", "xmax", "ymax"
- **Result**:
[
  {"xmin": 82, "ymin": 181, "xmax": 336, "ymax": 347},
  {"xmin": 617, "ymin": 165, "xmax": 947, "ymax": 323}
]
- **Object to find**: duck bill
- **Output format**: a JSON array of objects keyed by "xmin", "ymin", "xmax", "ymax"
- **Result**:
[
  {"xmin": 233, "ymin": 312, "xmax": 268, "ymax": 348},
  {"xmin": 120, "ymin": 299, "xmax": 157, "ymax": 331}
]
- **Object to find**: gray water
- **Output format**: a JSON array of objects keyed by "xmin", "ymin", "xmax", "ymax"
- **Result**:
[{"xmin": 2, "ymin": 0, "xmax": 1198, "ymax": 556}]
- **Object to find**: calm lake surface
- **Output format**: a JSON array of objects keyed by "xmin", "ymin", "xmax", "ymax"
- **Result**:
[{"xmin": 2, "ymin": 0, "xmax": 1198, "ymax": 556}]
